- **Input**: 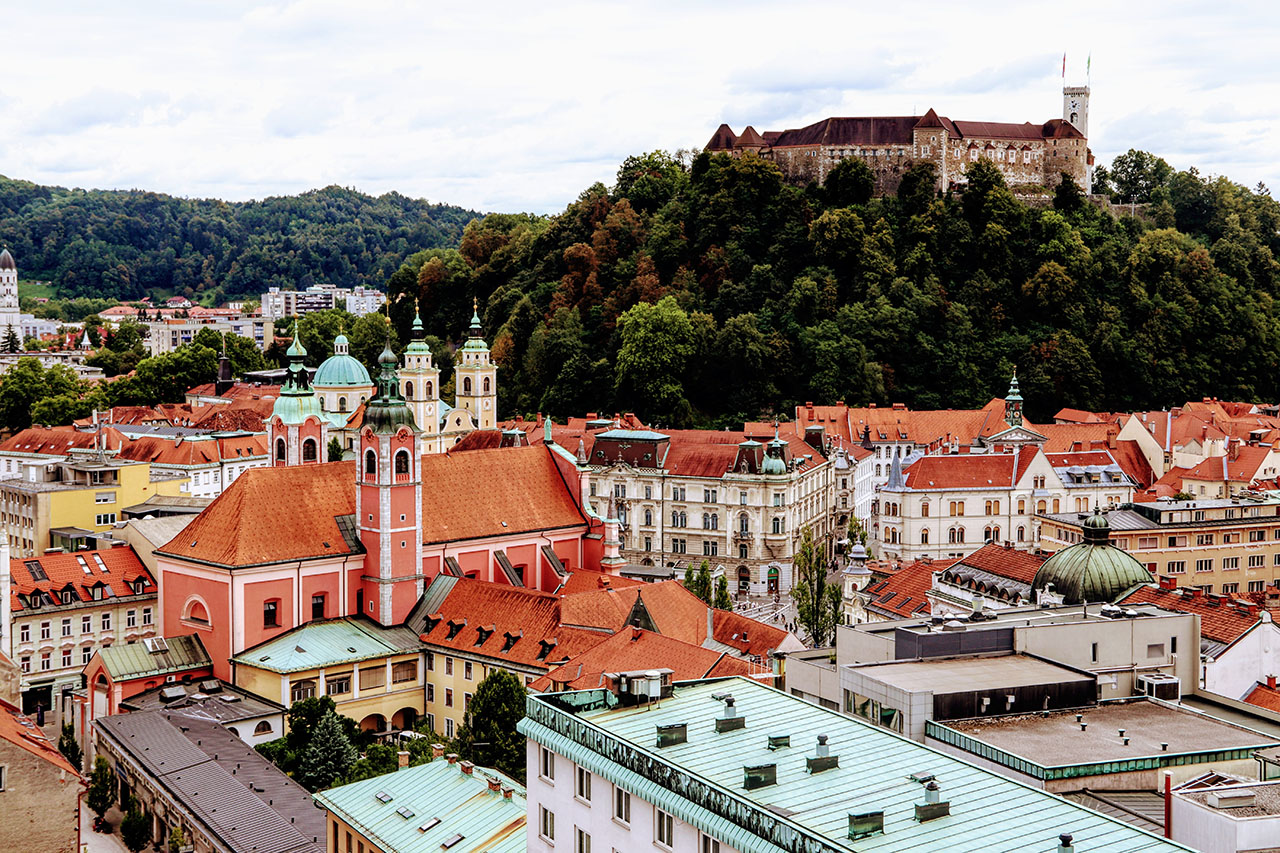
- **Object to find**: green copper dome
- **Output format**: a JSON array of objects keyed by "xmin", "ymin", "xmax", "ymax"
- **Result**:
[
  {"xmin": 1031, "ymin": 509, "xmax": 1151, "ymax": 605},
  {"xmin": 405, "ymin": 312, "xmax": 433, "ymax": 356},
  {"xmin": 360, "ymin": 340, "xmax": 417, "ymax": 434},
  {"xmin": 314, "ymin": 334, "xmax": 373, "ymax": 388},
  {"xmin": 762, "ymin": 429, "xmax": 788, "ymax": 476}
]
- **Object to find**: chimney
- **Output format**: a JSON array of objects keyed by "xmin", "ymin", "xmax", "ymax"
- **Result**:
[
  {"xmin": 716, "ymin": 696, "xmax": 745, "ymax": 733},
  {"xmin": 397, "ymin": 750, "xmax": 410, "ymax": 769},
  {"xmin": 0, "ymin": 536, "xmax": 9, "ymax": 660},
  {"xmin": 1269, "ymin": 675, "xmax": 1277, "ymax": 690},
  {"xmin": 460, "ymin": 761, "xmax": 474, "ymax": 775},
  {"xmin": 807, "ymin": 734, "xmax": 839, "ymax": 773},
  {"xmin": 501, "ymin": 786, "xmax": 514, "ymax": 799},
  {"xmin": 1057, "ymin": 834, "xmax": 1075, "ymax": 853},
  {"xmin": 487, "ymin": 776, "xmax": 502, "ymax": 793},
  {"xmin": 432, "ymin": 743, "xmax": 445, "ymax": 758},
  {"xmin": 446, "ymin": 753, "xmax": 458, "ymax": 765}
]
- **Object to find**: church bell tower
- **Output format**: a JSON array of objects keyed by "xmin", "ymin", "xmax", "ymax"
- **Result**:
[
  {"xmin": 454, "ymin": 299, "xmax": 497, "ymax": 430},
  {"xmin": 355, "ymin": 337, "xmax": 424, "ymax": 626}
]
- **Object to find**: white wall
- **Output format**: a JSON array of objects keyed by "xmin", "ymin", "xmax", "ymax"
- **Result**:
[
  {"xmin": 1171, "ymin": 794, "xmax": 1280, "ymax": 853},
  {"xmin": 1204, "ymin": 616, "xmax": 1280, "ymax": 700}
]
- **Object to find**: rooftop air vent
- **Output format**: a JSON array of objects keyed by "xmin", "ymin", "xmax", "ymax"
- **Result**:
[
  {"xmin": 1208, "ymin": 790, "xmax": 1257, "ymax": 809},
  {"xmin": 656, "ymin": 723, "xmax": 687, "ymax": 748},
  {"xmin": 914, "ymin": 780, "xmax": 950, "ymax": 822},
  {"xmin": 807, "ymin": 734, "xmax": 839, "ymax": 774},
  {"xmin": 199, "ymin": 680, "xmax": 221, "ymax": 693},
  {"xmin": 1057, "ymin": 834, "xmax": 1074, "ymax": 853},
  {"xmin": 743, "ymin": 763, "xmax": 777, "ymax": 790},
  {"xmin": 396, "ymin": 807, "xmax": 415, "ymax": 819},
  {"xmin": 848, "ymin": 811, "xmax": 885, "ymax": 840},
  {"xmin": 418, "ymin": 818, "xmax": 441, "ymax": 833},
  {"xmin": 715, "ymin": 696, "xmax": 745, "ymax": 733},
  {"xmin": 767, "ymin": 734, "xmax": 790, "ymax": 750}
]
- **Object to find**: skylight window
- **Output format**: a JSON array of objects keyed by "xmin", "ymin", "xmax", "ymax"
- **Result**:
[
  {"xmin": 93, "ymin": 554, "xmax": 108, "ymax": 573},
  {"xmin": 375, "ymin": 791, "xmax": 392, "ymax": 803},
  {"xmin": 418, "ymin": 818, "xmax": 441, "ymax": 833},
  {"xmin": 440, "ymin": 834, "xmax": 464, "ymax": 849},
  {"xmin": 396, "ymin": 807, "xmax": 415, "ymax": 819}
]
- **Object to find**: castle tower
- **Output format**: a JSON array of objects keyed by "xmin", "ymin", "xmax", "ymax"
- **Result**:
[
  {"xmin": 267, "ymin": 333, "xmax": 328, "ymax": 466},
  {"xmin": 355, "ymin": 339, "xmax": 424, "ymax": 626},
  {"xmin": 1004, "ymin": 370, "xmax": 1024, "ymax": 428},
  {"xmin": 1063, "ymin": 85, "xmax": 1090, "ymax": 139},
  {"xmin": 454, "ymin": 299, "xmax": 497, "ymax": 430},
  {"xmin": 400, "ymin": 307, "xmax": 441, "ymax": 451},
  {"xmin": 0, "ymin": 250, "xmax": 21, "ymax": 341}
]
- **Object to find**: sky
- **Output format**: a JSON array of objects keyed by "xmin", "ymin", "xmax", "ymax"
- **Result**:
[{"xmin": 1, "ymin": 1, "xmax": 1276, "ymax": 214}]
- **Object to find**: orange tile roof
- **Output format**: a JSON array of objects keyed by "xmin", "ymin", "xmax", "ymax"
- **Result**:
[
  {"xmin": 901, "ymin": 448, "xmax": 1032, "ymax": 490},
  {"xmin": 0, "ymin": 425, "xmax": 125, "ymax": 455},
  {"xmin": 555, "ymin": 569, "xmax": 645, "ymax": 596},
  {"xmin": 9, "ymin": 546, "xmax": 154, "ymax": 613},
  {"xmin": 1038, "ymin": 423, "xmax": 1118, "ymax": 453},
  {"xmin": 954, "ymin": 543, "xmax": 1046, "ymax": 584},
  {"xmin": 1118, "ymin": 584, "xmax": 1267, "ymax": 645},
  {"xmin": 528, "ymin": 627, "xmax": 765, "ymax": 692},
  {"xmin": 116, "ymin": 433, "xmax": 268, "ymax": 467},
  {"xmin": 0, "ymin": 698, "xmax": 78, "ymax": 775},
  {"xmin": 1110, "ymin": 440, "xmax": 1156, "ymax": 489},
  {"xmin": 1053, "ymin": 408, "xmax": 1108, "ymax": 424},
  {"xmin": 862, "ymin": 558, "xmax": 954, "ymax": 618},
  {"xmin": 159, "ymin": 445, "xmax": 588, "ymax": 568},
  {"xmin": 1182, "ymin": 446, "xmax": 1273, "ymax": 484},
  {"xmin": 1245, "ymin": 682, "xmax": 1280, "ymax": 713}
]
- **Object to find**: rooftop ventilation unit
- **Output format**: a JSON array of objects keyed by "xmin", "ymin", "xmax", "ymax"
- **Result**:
[
  {"xmin": 656, "ymin": 723, "xmax": 687, "ymax": 748},
  {"xmin": 1137, "ymin": 672, "xmax": 1181, "ymax": 702},
  {"xmin": 807, "ymin": 734, "xmax": 839, "ymax": 774},
  {"xmin": 715, "ymin": 696, "xmax": 745, "ymax": 733},
  {"xmin": 848, "ymin": 811, "xmax": 884, "ymax": 840},
  {"xmin": 914, "ymin": 781, "xmax": 950, "ymax": 822},
  {"xmin": 767, "ymin": 734, "xmax": 790, "ymax": 750},
  {"xmin": 1057, "ymin": 834, "xmax": 1074, "ymax": 853},
  {"xmin": 1208, "ymin": 790, "xmax": 1257, "ymax": 809},
  {"xmin": 743, "ymin": 763, "xmax": 777, "ymax": 790},
  {"xmin": 199, "ymin": 680, "xmax": 221, "ymax": 693},
  {"xmin": 159, "ymin": 686, "xmax": 187, "ymax": 703}
]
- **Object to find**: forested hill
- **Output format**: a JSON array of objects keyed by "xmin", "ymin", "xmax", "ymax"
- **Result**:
[
  {"xmin": 0, "ymin": 176, "xmax": 479, "ymax": 302},
  {"xmin": 382, "ymin": 150, "xmax": 1280, "ymax": 428}
]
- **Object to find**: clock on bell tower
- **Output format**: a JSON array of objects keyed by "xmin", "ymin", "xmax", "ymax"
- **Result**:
[{"xmin": 1062, "ymin": 85, "xmax": 1090, "ymax": 138}]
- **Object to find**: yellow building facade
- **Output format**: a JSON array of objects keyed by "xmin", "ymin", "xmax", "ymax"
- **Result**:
[{"xmin": 230, "ymin": 617, "xmax": 425, "ymax": 733}]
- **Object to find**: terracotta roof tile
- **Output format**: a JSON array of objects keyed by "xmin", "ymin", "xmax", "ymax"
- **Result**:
[
  {"xmin": 1118, "ymin": 584, "xmax": 1268, "ymax": 645},
  {"xmin": 0, "ymin": 698, "xmax": 78, "ymax": 775},
  {"xmin": 1245, "ymin": 682, "xmax": 1280, "ymax": 713},
  {"xmin": 862, "ymin": 557, "xmax": 954, "ymax": 618},
  {"xmin": 954, "ymin": 543, "xmax": 1046, "ymax": 584},
  {"xmin": 9, "ymin": 546, "xmax": 153, "ymax": 613},
  {"xmin": 528, "ymin": 627, "xmax": 766, "ymax": 692}
]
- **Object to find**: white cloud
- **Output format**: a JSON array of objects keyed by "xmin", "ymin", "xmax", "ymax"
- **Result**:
[{"xmin": 0, "ymin": 0, "xmax": 1276, "ymax": 213}]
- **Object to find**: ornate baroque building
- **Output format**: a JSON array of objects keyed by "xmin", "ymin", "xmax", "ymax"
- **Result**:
[{"xmin": 706, "ymin": 85, "xmax": 1092, "ymax": 194}]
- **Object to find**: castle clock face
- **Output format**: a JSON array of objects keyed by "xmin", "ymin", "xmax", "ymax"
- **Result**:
[{"xmin": 1069, "ymin": 99, "xmax": 1079, "ymax": 110}]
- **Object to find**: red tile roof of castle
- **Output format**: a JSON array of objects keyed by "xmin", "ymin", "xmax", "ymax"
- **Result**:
[
  {"xmin": 528, "ymin": 627, "xmax": 766, "ymax": 692},
  {"xmin": 158, "ymin": 445, "xmax": 588, "ymax": 568},
  {"xmin": 0, "ymin": 697, "xmax": 78, "ymax": 775},
  {"xmin": 1245, "ymin": 681, "xmax": 1280, "ymax": 713},
  {"xmin": 9, "ymin": 546, "xmax": 154, "ymax": 614},
  {"xmin": 1118, "ymin": 584, "xmax": 1268, "ymax": 646},
  {"xmin": 862, "ymin": 558, "xmax": 954, "ymax": 618}
]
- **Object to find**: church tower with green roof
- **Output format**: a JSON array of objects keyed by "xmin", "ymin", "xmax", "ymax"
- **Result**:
[
  {"xmin": 400, "ymin": 305, "xmax": 442, "ymax": 451},
  {"xmin": 453, "ymin": 299, "xmax": 497, "ymax": 430},
  {"xmin": 268, "ymin": 332, "xmax": 329, "ymax": 467}
]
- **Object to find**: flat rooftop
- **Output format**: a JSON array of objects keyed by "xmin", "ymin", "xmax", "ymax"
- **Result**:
[
  {"xmin": 1180, "ymin": 782, "xmax": 1280, "ymax": 817},
  {"xmin": 845, "ymin": 654, "xmax": 1093, "ymax": 694},
  {"xmin": 944, "ymin": 700, "xmax": 1277, "ymax": 765},
  {"xmin": 850, "ymin": 602, "xmax": 1186, "ymax": 640}
]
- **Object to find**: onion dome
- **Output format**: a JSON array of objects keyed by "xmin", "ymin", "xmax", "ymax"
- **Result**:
[
  {"xmin": 313, "ymin": 333, "xmax": 372, "ymax": 387},
  {"xmin": 1031, "ymin": 509, "xmax": 1151, "ymax": 605},
  {"xmin": 360, "ymin": 338, "xmax": 417, "ymax": 434},
  {"xmin": 0, "ymin": 249, "xmax": 14, "ymax": 270},
  {"xmin": 405, "ymin": 309, "xmax": 433, "ymax": 356},
  {"xmin": 762, "ymin": 427, "xmax": 788, "ymax": 475},
  {"xmin": 271, "ymin": 333, "xmax": 323, "ymax": 425}
]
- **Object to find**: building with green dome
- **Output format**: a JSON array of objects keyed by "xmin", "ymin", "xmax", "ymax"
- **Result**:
[
  {"xmin": 312, "ymin": 333, "xmax": 374, "ymax": 416},
  {"xmin": 1030, "ymin": 508, "xmax": 1153, "ymax": 605},
  {"xmin": 269, "ymin": 335, "xmax": 331, "ymax": 466}
]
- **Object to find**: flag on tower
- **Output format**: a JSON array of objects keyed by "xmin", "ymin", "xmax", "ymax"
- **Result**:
[
  {"xmin": 1087, "ymin": 52, "xmax": 1092, "ymax": 80},
  {"xmin": 1062, "ymin": 53, "xmax": 1066, "ymax": 78}
]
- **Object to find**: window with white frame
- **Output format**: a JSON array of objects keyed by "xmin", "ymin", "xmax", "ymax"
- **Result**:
[
  {"xmin": 613, "ymin": 786, "xmax": 630, "ymax": 825},
  {"xmin": 61, "ymin": 618, "xmax": 71, "ymax": 637},
  {"xmin": 575, "ymin": 827, "xmax": 590, "ymax": 853},
  {"xmin": 575, "ymin": 764, "xmax": 591, "ymax": 802},
  {"xmin": 142, "ymin": 607, "xmax": 153, "ymax": 626},
  {"xmin": 539, "ymin": 806, "xmax": 555, "ymax": 843},
  {"xmin": 539, "ymin": 746, "xmax": 555, "ymax": 782},
  {"xmin": 126, "ymin": 610, "xmax": 137, "ymax": 628},
  {"xmin": 82, "ymin": 646, "xmax": 92, "ymax": 665},
  {"xmin": 81, "ymin": 615, "xmax": 91, "ymax": 634},
  {"xmin": 701, "ymin": 834, "xmax": 721, "ymax": 853},
  {"xmin": 19, "ymin": 624, "xmax": 28, "ymax": 643},
  {"xmin": 101, "ymin": 612, "xmax": 111, "ymax": 631},
  {"xmin": 61, "ymin": 648, "xmax": 72, "ymax": 668},
  {"xmin": 655, "ymin": 809, "xmax": 675, "ymax": 849},
  {"xmin": 40, "ymin": 622, "xmax": 50, "ymax": 640}
]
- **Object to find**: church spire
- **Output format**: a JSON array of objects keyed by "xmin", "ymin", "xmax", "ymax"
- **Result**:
[{"xmin": 1004, "ymin": 369, "xmax": 1024, "ymax": 427}]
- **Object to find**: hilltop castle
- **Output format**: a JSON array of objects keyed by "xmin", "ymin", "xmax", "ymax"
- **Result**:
[{"xmin": 706, "ymin": 85, "xmax": 1092, "ymax": 195}]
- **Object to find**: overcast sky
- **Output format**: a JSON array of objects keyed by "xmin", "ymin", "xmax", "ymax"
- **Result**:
[{"xmin": 2, "ymin": 1, "xmax": 1274, "ymax": 214}]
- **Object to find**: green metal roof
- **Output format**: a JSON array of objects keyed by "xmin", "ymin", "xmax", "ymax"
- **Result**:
[
  {"xmin": 99, "ymin": 634, "xmax": 211, "ymax": 681},
  {"xmin": 520, "ymin": 678, "xmax": 1192, "ymax": 853},
  {"xmin": 359, "ymin": 342, "xmax": 417, "ymax": 434},
  {"xmin": 314, "ymin": 759, "xmax": 526, "ymax": 853},
  {"xmin": 313, "ymin": 353, "xmax": 372, "ymax": 388},
  {"xmin": 232, "ymin": 617, "xmax": 421, "ymax": 674}
]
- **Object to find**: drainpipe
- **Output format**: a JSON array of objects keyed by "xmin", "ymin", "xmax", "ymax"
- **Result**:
[{"xmin": 1163, "ymin": 770, "xmax": 1172, "ymax": 839}]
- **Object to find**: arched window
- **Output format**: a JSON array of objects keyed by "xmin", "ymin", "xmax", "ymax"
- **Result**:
[
  {"xmin": 679, "ymin": 511, "xmax": 687, "ymax": 528},
  {"xmin": 463, "ymin": 377, "xmax": 472, "ymax": 396},
  {"xmin": 1052, "ymin": 499, "xmax": 1060, "ymax": 513},
  {"xmin": 739, "ymin": 513, "xmax": 749, "ymax": 534},
  {"xmin": 483, "ymin": 377, "xmax": 491, "ymax": 394},
  {"xmin": 254, "ymin": 720, "xmax": 273, "ymax": 735},
  {"xmin": 921, "ymin": 529, "xmax": 929, "ymax": 544},
  {"xmin": 1036, "ymin": 500, "xmax": 1047, "ymax": 514},
  {"xmin": 394, "ymin": 449, "xmax": 409, "ymax": 475},
  {"xmin": 302, "ymin": 438, "xmax": 317, "ymax": 462},
  {"xmin": 426, "ymin": 381, "xmax": 433, "ymax": 397},
  {"xmin": 921, "ymin": 502, "xmax": 929, "ymax": 518},
  {"xmin": 338, "ymin": 396, "xmax": 347, "ymax": 412},
  {"xmin": 275, "ymin": 438, "xmax": 286, "ymax": 462},
  {"xmin": 671, "ymin": 510, "xmax": 679, "ymax": 527},
  {"xmin": 182, "ymin": 598, "xmax": 210, "ymax": 625},
  {"xmin": 875, "ymin": 464, "xmax": 882, "ymax": 477},
  {"xmin": 702, "ymin": 513, "xmax": 711, "ymax": 530},
  {"xmin": 1017, "ymin": 526, "xmax": 1025, "ymax": 542},
  {"xmin": 643, "ymin": 509, "xmax": 652, "ymax": 526},
  {"xmin": 992, "ymin": 525, "xmax": 1000, "ymax": 541},
  {"xmin": 772, "ymin": 517, "xmax": 783, "ymax": 535},
  {"xmin": 405, "ymin": 381, "xmax": 414, "ymax": 399},
  {"xmin": 365, "ymin": 449, "xmax": 377, "ymax": 478}
]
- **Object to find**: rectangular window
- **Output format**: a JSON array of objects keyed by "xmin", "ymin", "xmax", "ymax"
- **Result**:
[
  {"xmin": 1196, "ymin": 533, "xmax": 1214, "ymax": 546},
  {"xmin": 19, "ymin": 657, "xmax": 29, "ymax": 673},
  {"xmin": 360, "ymin": 666, "xmax": 386, "ymax": 690},
  {"xmin": 464, "ymin": 661, "xmax": 473, "ymax": 681},
  {"xmin": 101, "ymin": 613, "xmax": 110, "ymax": 631},
  {"xmin": 540, "ymin": 746, "xmax": 555, "ymax": 781},
  {"xmin": 1090, "ymin": 642, "xmax": 1097, "ymax": 663},
  {"xmin": 19, "ymin": 624, "xmax": 28, "ymax": 643},
  {"xmin": 464, "ymin": 692, "xmax": 473, "ymax": 710},
  {"xmin": 1249, "ymin": 529, "xmax": 1266, "ymax": 542},
  {"xmin": 701, "ymin": 834, "xmax": 721, "ymax": 853},
  {"xmin": 426, "ymin": 683, "xmax": 435, "ymax": 702},
  {"xmin": 1223, "ymin": 557, "xmax": 1240, "ymax": 570},
  {"xmin": 82, "ymin": 646, "xmax": 92, "ymax": 665},
  {"xmin": 1137, "ymin": 536, "xmax": 1158, "ymax": 549},
  {"xmin": 539, "ymin": 807, "xmax": 555, "ymax": 843},
  {"xmin": 40, "ymin": 622, "xmax": 50, "ymax": 640},
  {"xmin": 326, "ymin": 673, "xmax": 351, "ymax": 695},
  {"xmin": 1250, "ymin": 581, "xmax": 1266, "ymax": 593},
  {"xmin": 655, "ymin": 809, "xmax": 675, "ymax": 848},
  {"xmin": 392, "ymin": 660, "xmax": 417, "ymax": 683},
  {"xmin": 575, "ymin": 827, "xmax": 591, "ymax": 853},
  {"xmin": 41, "ymin": 653, "xmax": 50, "ymax": 671},
  {"xmin": 95, "ymin": 492, "xmax": 115, "ymax": 504},
  {"xmin": 445, "ymin": 718, "xmax": 454, "ymax": 737},
  {"xmin": 126, "ymin": 610, "xmax": 137, "ymax": 628},
  {"xmin": 1167, "ymin": 561, "xmax": 1186, "ymax": 574},
  {"xmin": 263, "ymin": 600, "xmax": 278, "ymax": 628},
  {"xmin": 61, "ymin": 618, "xmax": 71, "ymax": 637},
  {"xmin": 95, "ymin": 513, "xmax": 117, "ymax": 526},
  {"xmin": 575, "ymin": 764, "xmax": 592, "ymax": 802},
  {"xmin": 61, "ymin": 648, "xmax": 72, "ymax": 667},
  {"xmin": 311, "ymin": 594, "xmax": 325, "ymax": 620},
  {"xmin": 142, "ymin": 607, "xmax": 152, "ymax": 626},
  {"xmin": 445, "ymin": 688, "xmax": 453, "ymax": 707},
  {"xmin": 1195, "ymin": 559, "xmax": 1213, "ymax": 573},
  {"xmin": 426, "ymin": 651, "xmax": 434, "ymax": 671},
  {"xmin": 1222, "ymin": 583, "xmax": 1240, "ymax": 594},
  {"xmin": 445, "ymin": 657, "xmax": 453, "ymax": 676},
  {"xmin": 1249, "ymin": 555, "xmax": 1265, "ymax": 568}
]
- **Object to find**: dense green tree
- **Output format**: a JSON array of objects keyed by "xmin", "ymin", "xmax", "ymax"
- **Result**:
[
  {"xmin": 454, "ymin": 668, "xmax": 527, "ymax": 783},
  {"xmin": 58, "ymin": 722, "xmax": 82, "ymax": 771},
  {"xmin": 297, "ymin": 711, "xmax": 357, "ymax": 791},
  {"xmin": 191, "ymin": 327, "xmax": 267, "ymax": 375},
  {"xmin": 1108, "ymin": 149, "xmax": 1174, "ymax": 203},
  {"xmin": 121, "ymin": 803, "xmax": 151, "ymax": 853},
  {"xmin": 714, "ymin": 576, "xmax": 732, "ymax": 610},
  {"xmin": 3, "ymin": 325, "xmax": 19, "ymax": 353},
  {"xmin": 614, "ymin": 295, "xmax": 695, "ymax": 425},
  {"xmin": 0, "ymin": 359, "xmax": 81, "ymax": 431},
  {"xmin": 327, "ymin": 436, "xmax": 344, "ymax": 462},
  {"xmin": 168, "ymin": 826, "xmax": 187, "ymax": 853},
  {"xmin": 683, "ymin": 559, "xmax": 712, "ymax": 604},
  {"xmin": 790, "ymin": 526, "xmax": 842, "ymax": 646},
  {"xmin": 824, "ymin": 157, "xmax": 875, "ymax": 207},
  {"xmin": 87, "ymin": 756, "xmax": 115, "ymax": 821}
]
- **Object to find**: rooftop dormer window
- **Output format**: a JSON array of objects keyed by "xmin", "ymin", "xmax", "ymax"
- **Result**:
[{"xmin": 446, "ymin": 619, "xmax": 466, "ymax": 640}]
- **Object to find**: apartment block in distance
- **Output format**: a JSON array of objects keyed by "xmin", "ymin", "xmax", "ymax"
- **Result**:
[{"xmin": 1040, "ymin": 494, "xmax": 1280, "ymax": 595}]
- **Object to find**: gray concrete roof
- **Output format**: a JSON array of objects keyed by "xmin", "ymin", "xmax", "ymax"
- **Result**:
[{"xmin": 844, "ymin": 654, "xmax": 1093, "ymax": 694}]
